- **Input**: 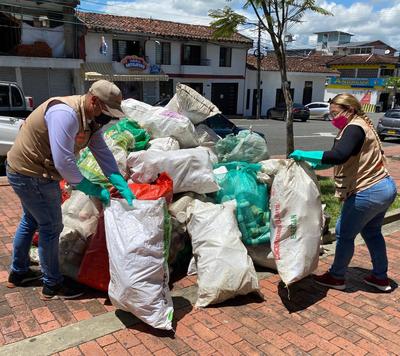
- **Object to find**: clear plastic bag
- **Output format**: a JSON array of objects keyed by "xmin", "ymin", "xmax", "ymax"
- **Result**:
[{"xmin": 215, "ymin": 130, "xmax": 269, "ymax": 163}]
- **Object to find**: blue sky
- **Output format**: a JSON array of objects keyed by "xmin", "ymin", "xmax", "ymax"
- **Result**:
[{"xmin": 77, "ymin": 0, "xmax": 400, "ymax": 51}]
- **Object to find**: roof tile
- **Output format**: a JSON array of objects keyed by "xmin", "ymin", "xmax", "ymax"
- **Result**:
[
  {"xmin": 76, "ymin": 11, "xmax": 252, "ymax": 45},
  {"xmin": 247, "ymin": 54, "xmax": 338, "ymax": 74}
]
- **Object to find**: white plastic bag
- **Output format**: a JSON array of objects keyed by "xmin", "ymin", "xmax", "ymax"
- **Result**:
[
  {"xmin": 148, "ymin": 137, "xmax": 180, "ymax": 151},
  {"xmin": 59, "ymin": 191, "xmax": 100, "ymax": 279},
  {"xmin": 187, "ymin": 200, "xmax": 260, "ymax": 307},
  {"xmin": 270, "ymin": 160, "xmax": 323, "ymax": 285},
  {"xmin": 127, "ymin": 148, "xmax": 219, "ymax": 194},
  {"xmin": 127, "ymin": 106, "xmax": 198, "ymax": 148},
  {"xmin": 104, "ymin": 198, "xmax": 173, "ymax": 330},
  {"xmin": 121, "ymin": 98, "xmax": 154, "ymax": 121},
  {"xmin": 165, "ymin": 83, "xmax": 221, "ymax": 124}
]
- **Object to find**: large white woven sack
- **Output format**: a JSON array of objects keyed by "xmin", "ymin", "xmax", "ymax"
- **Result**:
[
  {"xmin": 165, "ymin": 83, "xmax": 221, "ymax": 124},
  {"xmin": 134, "ymin": 108, "xmax": 198, "ymax": 148},
  {"xmin": 121, "ymin": 98, "xmax": 154, "ymax": 122},
  {"xmin": 187, "ymin": 200, "xmax": 261, "ymax": 307},
  {"xmin": 127, "ymin": 148, "xmax": 219, "ymax": 194},
  {"xmin": 104, "ymin": 198, "xmax": 173, "ymax": 330},
  {"xmin": 270, "ymin": 159, "xmax": 323, "ymax": 286}
]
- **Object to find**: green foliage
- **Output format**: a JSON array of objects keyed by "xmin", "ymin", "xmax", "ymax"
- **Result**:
[
  {"xmin": 385, "ymin": 77, "xmax": 400, "ymax": 89},
  {"xmin": 209, "ymin": 1, "xmax": 332, "ymax": 38},
  {"xmin": 209, "ymin": 7, "xmax": 247, "ymax": 39}
]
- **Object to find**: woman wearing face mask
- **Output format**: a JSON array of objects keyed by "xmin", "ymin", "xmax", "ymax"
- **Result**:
[{"xmin": 290, "ymin": 93, "xmax": 397, "ymax": 292}]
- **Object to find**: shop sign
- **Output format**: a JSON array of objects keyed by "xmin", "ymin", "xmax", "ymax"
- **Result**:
[
  {"xmin": 327, "ymin": 77, "xmax": 386, "ymax": 88},
  {"xmin": 121, "ymin": 55, "xmax": 147, "ymax": 70}
]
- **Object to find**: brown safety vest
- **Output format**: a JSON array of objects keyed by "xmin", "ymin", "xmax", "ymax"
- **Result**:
[
  {"xmin": 334, "ymin": 116, "xmax": 388, "ymax": 199},
  {"xmin": 7, "ymin": 95, "xmax": 100, "ymax": 181}
]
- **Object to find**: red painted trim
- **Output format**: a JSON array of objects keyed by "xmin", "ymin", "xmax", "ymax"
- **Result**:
[{"xmin": 166, "ymin": 73, "xmax": 245, "ymax": 79}]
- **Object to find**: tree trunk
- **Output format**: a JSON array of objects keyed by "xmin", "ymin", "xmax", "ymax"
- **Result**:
[{"xmin": 275, "ymin": 45, "xmax": 294, "ymax": 156}]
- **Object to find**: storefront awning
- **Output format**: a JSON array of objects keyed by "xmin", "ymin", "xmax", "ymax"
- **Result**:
[{"xmin": 81, "ymin": 63, "xmax": 169, "ymax": 82}]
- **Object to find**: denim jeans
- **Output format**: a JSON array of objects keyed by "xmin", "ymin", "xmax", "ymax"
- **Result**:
[
  {"xmin": 7, "ymin": 168, "xmax": 64, "ymax": 287},
  {"xmin": 330, "ymin": 176, "xmax": 397, "ymax": 280}
]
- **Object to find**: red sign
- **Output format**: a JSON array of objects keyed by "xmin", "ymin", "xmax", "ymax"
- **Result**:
[{"xmin": 121, "ymin": 55, "xmax": 147, "ymax": 70}]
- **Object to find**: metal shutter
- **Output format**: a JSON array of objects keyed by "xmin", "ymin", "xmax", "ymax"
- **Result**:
[
  {"xmin": 0, "ymin": 67, "xmax": 16, "ymax": 82},
  {"xmin": 21, "ymin": 68, "xmax": 49, "ymax": 107},
  {"xmin": 48, "ymin": 69, "xmax": 73, "ymax": 97}
]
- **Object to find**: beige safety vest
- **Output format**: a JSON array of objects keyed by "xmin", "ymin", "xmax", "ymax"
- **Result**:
[
  {"xmin": 334, "ymin": 116, "xmax": 388, "ymax": 199},
  {"xmin": 7, "ymin": 95, "xmax": 100, "ymax": 181}
]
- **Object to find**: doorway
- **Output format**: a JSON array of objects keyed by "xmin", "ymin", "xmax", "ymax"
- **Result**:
[
  {"xmin": 302, "ymin": 81, "xmax": 313, "ymax": 105},
  {"xmin": 211, "ymin": 83, "xmax": 238, "ymax": 115}
]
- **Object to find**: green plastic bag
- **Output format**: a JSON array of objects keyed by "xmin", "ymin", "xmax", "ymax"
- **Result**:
[
  {"xmin": 214, "ymin": 161, "xmax": 270, "ymax": 245},
  {"xmin": 108, "ymin": 118, "xmax": 151, "ymax": 151},
  {"xmin": 215, "ymin": 130, "xmax": 269, "ymax": 163},
  {"xmin": 77, "ymin": 119, "xmax": 150, "ymax": 186}
]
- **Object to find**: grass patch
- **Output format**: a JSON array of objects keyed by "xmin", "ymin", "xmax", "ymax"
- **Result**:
[{"xmin": 318, "ymin": 176, "xmax": 400, "ymax": 228}]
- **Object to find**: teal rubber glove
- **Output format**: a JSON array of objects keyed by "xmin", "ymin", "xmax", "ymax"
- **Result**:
[
  {"xmin": 289, "ymin": 150, "xmax": 333, "ymax": 170},
  {"xmin": 108, "ymin": 173, "xmax": 135, "ymax": 206},
  {"xmin": 76, "ymin": 177, "xmax": 110, "ymax": 205},
  {"xmin": 289, "ymin": 150, "xmax": 324, "ymax": 164}
]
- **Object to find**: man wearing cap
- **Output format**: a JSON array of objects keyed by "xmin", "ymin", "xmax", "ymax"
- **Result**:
[{"xmin": 6, "ymin": 79, "xmax": 134, "ymax": 299}]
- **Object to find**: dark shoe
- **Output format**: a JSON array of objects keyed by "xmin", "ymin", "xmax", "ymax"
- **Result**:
[
  {"xmin": 41, "ymin": 283, "xmax": 85, "ymax": 300},
  {"xmin": 7, "ymin": 268, "xmax": 43, "ymax": 288},
  {"xmin": 364, "ymin": 275, "xmax": 392, "ymax": 292},
  {"xmin": 314, "ymin": 272, "xmax": 346, "ymax": 290}
]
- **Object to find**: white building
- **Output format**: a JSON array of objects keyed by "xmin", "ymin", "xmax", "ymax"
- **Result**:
[
  {"xmin": 0, "ymin": 0, "xmax": 83, "ymax": 107},
  {"xmin": 244, "ymin": 54, "xmax": 338, "ymax": 117},
  {"xmin": 77, "ymin": 12, "xmax": 253, "ymax": 115},
  {"xmin": 315, "ymin": 31, "xmax": 353, "ymax": 54}
]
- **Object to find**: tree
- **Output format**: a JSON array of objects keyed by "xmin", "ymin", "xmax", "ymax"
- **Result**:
[
  {"xmin": 385, "ymin": 77, "xmax": 400, "ymax": 109},
  {"xmin": 209, "ymin": 1, "xmax": 332, "ymax": 156}
]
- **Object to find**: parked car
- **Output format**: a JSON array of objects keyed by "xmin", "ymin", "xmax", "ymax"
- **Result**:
[
  {"xmin": 305, "ymin": 102, "xmax": 331, "ymax": 120},
  {"xmin": 376, "ymin": 109, "xmax": 400, "ymax": 141},
  {"xmin": 0, "ymin": 81, "xmax": 33, "ymax": 118},
  {"xmin": 203, "ymin": 113, "xmax": 266, "ymax": 139},
  {"xmin": 0, "ymin": 115, "xmax": 23, "ymax": 156},
  {"xmin": 266, "ymin": 103, "xmax": 310, "ymax": 122}
]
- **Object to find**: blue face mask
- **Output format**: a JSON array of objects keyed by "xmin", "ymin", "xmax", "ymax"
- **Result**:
[{"xmin": 94, "ymin": 113, "xmax": 113, "ymax": 125}]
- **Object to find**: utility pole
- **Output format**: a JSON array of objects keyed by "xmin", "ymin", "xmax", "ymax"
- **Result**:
[{"xmin": 255, "ymin": 21, "xmax": 262, "ymax": 120}]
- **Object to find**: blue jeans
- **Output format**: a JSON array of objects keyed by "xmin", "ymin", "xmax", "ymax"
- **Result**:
[
  {"xmin": 7, "ymin": 168, "xmax": 64, "ymax": 287},
  {"xmin": 330, "ymin": 176, "xmax": 397, "ymax": 280}
]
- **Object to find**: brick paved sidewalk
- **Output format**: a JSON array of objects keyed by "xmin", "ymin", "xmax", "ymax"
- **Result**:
[{"xmin": 1, "ymin": 153, "xmax": 400, "ymax": 354}]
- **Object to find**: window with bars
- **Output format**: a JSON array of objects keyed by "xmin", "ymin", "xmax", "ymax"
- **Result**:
[
  {"xmin": 338, "ymin": 68, "xmax": 356, "ymax": 78},
  {"xmin": 219, "ymin": 47, "xmax": 232, "ymax": 67},
  {"xmin": 182, "ymin": 44, "xmax": 201, "ymax": 65},
  {"xmin": 112, "ymin": 40, "xmax": 142, "ymax": 61},
  {"xmin": 357, "ymin": 68, "xmax": 379, "ymax": 78},
  {"xmin": 156, "ymin": 42, "xmax": 171, "ymax": 65}
]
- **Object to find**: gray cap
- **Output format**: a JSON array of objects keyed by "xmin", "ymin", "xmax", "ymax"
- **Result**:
[{"xmin": 89, "ymin": 79, "xmax": 125, "ymax": 118}]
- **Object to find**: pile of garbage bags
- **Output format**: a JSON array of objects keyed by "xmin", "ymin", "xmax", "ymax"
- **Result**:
[{"xmin": 30, "ymin": 84, "xmax": 323, "ymax": 331}]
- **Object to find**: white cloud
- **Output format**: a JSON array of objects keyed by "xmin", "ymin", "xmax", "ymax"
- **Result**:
[
  {"xmin": 289, "ymin": 1, "xmax": 400, "ymax": 50},
  {"xmin": 95, "ymin": 0, "xmax": 400, "ymax": 51}
]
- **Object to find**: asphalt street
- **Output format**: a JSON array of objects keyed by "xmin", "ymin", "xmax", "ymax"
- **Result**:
[{"xmin": 232, "ymin": 112, "xmax": 400, "ymax": 156}]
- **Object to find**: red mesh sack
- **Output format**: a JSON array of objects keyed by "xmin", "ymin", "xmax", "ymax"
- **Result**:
[{"xmin": 77, "ymin": 215, "xmax": 109, "ymax": 292}]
